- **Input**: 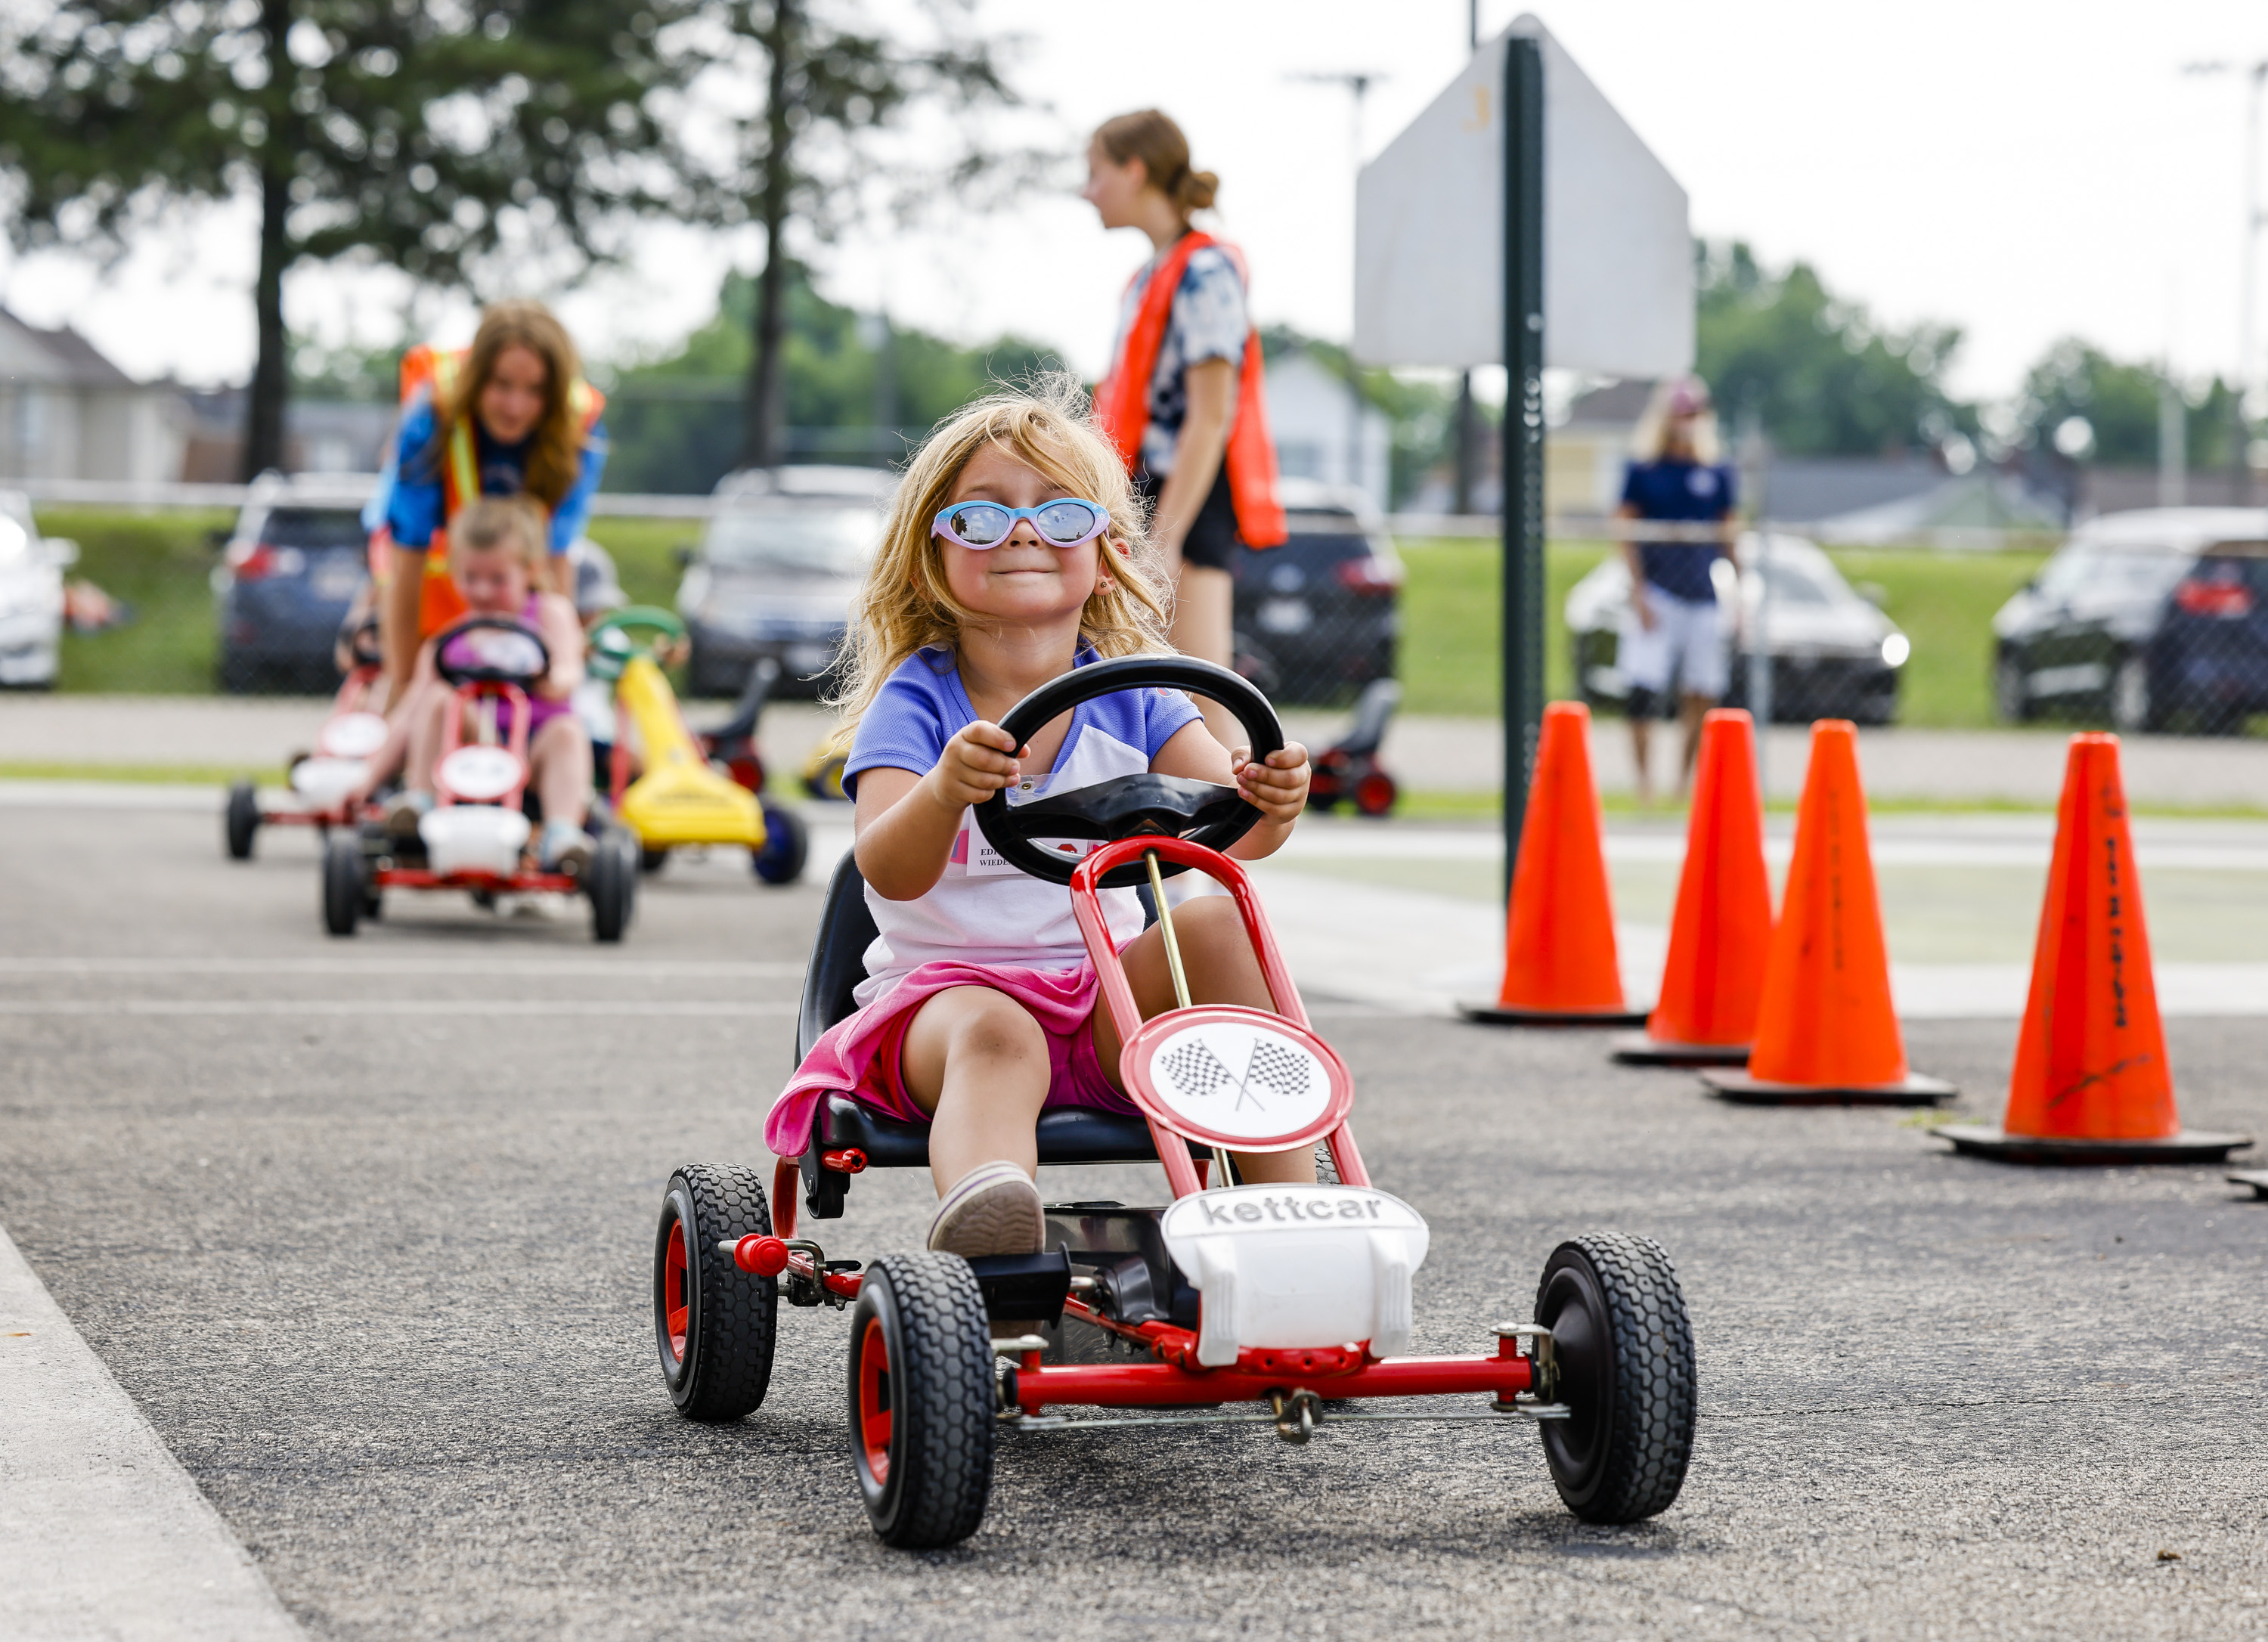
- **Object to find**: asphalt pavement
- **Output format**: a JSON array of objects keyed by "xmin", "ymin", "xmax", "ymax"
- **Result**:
[
  {"xmin": 14, "ymin": 691, "xmax": 2268, "ymax": 808},
  {"xmin": 2, "ymin": 799, "xmax": 2266, "ymax": 1640}
]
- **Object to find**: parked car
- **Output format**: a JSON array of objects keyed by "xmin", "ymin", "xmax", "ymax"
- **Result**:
[
  {"xmin": 678, "ymin": 465, "xmax": 895, "ymax": 699},
  {"xmin": 1566, "ymin": 531, "xmax": 1909, "ymax": 725},
  {"xmin": 1990, "ymin": 507, "xmax": 2268, "ymax": 734},
  {"xmin": 1230, "ymin": 479, "xmax": 1402, "ymax": 705},
  {"xmin": 213, "ymin": 472, "xmax": 377, "ymax": 693},
  {"xmin": 0, "ymin": 490, "xmax": 74, "ymax": 689}
]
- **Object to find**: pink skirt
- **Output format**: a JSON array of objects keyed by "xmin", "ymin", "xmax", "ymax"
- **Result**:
[{"xmin": 764, "ymin": 959, "xmax": 1139, "ymax": 1158}]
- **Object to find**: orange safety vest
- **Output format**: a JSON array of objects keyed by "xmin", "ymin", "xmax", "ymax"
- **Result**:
[
  {"xmin": 384, "ymin": 344, "xmax": 606, "ymax": 637},
  {"xmin": 1093, "ymin": 231, "xmax": 1287, "ymax": 550}
]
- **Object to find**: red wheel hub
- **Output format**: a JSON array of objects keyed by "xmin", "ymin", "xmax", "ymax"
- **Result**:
[
  {"xmin": 857, "ymin": 1317, "xmax": 893, "ymax": 1484},
  {"xmin": 662, "ymin": 1216, "xmax": 689, "ymax": 1365}
]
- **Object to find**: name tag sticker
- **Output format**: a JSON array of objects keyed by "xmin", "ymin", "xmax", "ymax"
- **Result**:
[{"xmin": 948, "ymin": 811, "xmax": 1092, "ymax": 877}]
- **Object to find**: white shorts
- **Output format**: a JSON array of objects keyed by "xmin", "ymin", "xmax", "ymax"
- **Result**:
[{"xmin": 1619, "ymin": 588, "xmax": 1727, "ymax": 700}]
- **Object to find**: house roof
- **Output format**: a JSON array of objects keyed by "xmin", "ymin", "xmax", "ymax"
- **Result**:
[
  {"xmin": 0, "ymin": 307, "xmax": 136, "ymax": 388},
  {"xmin": 1562, "ymin": 377, "xmax": 1657, "ymax": 429}
]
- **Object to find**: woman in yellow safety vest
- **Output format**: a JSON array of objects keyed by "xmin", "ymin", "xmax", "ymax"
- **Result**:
[{"xmin": 370, "ymin": 299, "xmax": 607, "ymax": 701}]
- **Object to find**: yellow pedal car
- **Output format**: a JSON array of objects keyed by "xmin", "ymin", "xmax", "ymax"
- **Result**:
[{"xmin": 589, "ymin": 609, "xmax": 808, "ymax": 885}]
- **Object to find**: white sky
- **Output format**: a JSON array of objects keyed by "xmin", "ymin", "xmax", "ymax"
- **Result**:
[{"xmin": 2, "ymin": 1, "xmax": 2262, "ymax": 405}]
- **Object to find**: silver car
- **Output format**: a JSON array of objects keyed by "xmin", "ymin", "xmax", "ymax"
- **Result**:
[
  {"xmin": 0, "ymin": 489, "xmax": 76, "ymax": 688},
  {"xmin": 1565, "ymin": 531, "xmax": 1910, "ymax": 725},
  {"xmin": 677, "ymin": 465, "xmax": 894, "ymax": 699}
]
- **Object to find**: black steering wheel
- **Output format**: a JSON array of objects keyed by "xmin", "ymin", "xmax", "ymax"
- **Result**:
[
  {"xmin": 433, "ymin": 615, "xmax": 551, "ymax": 690},
  {"xmin": 342, "ymin": 614, "xmax": 383, "ymax": 670},
  {"xmin": 974, "ymin": 655, "xmax": 1283, "ymax": 888}
]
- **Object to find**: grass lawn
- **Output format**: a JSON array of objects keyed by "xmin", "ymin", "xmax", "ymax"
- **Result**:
[
  {"xmin": 26, "ymin": 503, "xmax": 2049, "ymax": 731},
  {"xmin": 26, "ymin": 507, "xmax": 701, "ymax": 696},
  {"xmin": 36, "ymin": 507, "xmax": 236, "ymax": 694},
  {"xmin": 1394, "ymin": 536, "xmax": 2051, "ymax": 728},
  {"xmin": 586, "ymin": 516, "xmax": 702, "ymax": 609}
]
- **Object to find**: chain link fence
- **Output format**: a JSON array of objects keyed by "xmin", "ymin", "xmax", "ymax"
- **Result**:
[
  {"xmin": 1987, "ymin": 510, "xmax": 2268, "ymax": 737},
  {"xmin": 1566, "ymin": 527, "xmax": 1910, "ymax": 727}
]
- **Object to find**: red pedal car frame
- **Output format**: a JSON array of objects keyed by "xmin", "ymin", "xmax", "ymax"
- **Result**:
[
  {"xmin": 320, "ymin": 615, "xmax": 635, "ymax": 940},
  {"xmin": 224, "ymin": 618, "xmax": 389, "ymax": 859},
  {"xmin": 652, "ymin": 657, "xmax": 1696, "ymax": 1548}
]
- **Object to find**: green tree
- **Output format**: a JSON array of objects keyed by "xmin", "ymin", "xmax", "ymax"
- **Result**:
[
  {"xmin": 685, "ymin": 1, "xmax": 1039, "ymax": 469},
  {"xmin": 0, "ymin": 2, "xmax": 696, "ymax": 476},
  {"xmin": 1695, "ymin": 241, "xmax": 1970, "ymax": 456},
  {"xmin": 2012, "ymin": 337, "xmax": 2249, "ymax": 470},
  {"xmin": 603, "ymin": 271, "xmax": 1059, "ymax": 492}
]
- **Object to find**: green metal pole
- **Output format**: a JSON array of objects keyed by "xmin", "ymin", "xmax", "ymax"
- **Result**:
[{"xmin": 1501, "ymin": 36, "xmax": 1546, "ymax": 902}]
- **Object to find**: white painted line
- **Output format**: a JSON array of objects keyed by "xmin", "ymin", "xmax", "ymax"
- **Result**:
[
  {"xmin": 1251, "ymin": 862, "xmax": 2268, "ymax": 1021},
  {"xmin": 0, "ymin": 956, "xmax": 806, "ymax": 978},
  {"xmin": 1280, "ymin": 827, "xmax": 2268, "ymax": 873},
  {"xmin": 0, "ymin": 1225, "xmax": 302, "ymax": 1640},
  {"xmin": 0, "ymin": 779, "xmax": 219, "ymax": 810},
  {"xmin": 0, "ymin": 999, "xmax": 799, "ymax": 1018}
]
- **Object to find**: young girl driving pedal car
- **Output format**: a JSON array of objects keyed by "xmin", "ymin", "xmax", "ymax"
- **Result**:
[
  {"xmin": 767, "ymin": 383, "xmax": 1315, "ymax": 1260},
  {"xmin": 347, "ymin": 497, "xmax": 596, "ymax": 873}
]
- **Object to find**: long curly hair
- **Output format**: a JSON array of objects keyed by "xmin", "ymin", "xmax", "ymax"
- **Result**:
[
  {"xmin": 829, "ymin": 376, "xmax": 1176, "ymax": 731},
  {"xmin": 431, "ymin": 299, "xmax": 587, "ymax": 510}
]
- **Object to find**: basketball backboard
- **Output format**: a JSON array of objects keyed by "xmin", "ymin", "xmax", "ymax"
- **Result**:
[{"xmin": 1352, "ymin": 15, "xmax": 1692, "ymax": 379}]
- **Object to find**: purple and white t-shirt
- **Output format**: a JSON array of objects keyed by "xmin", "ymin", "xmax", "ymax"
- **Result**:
[{"xmin": 842, "ymin": 647, "xmax": 1204, "ymax": 1006}]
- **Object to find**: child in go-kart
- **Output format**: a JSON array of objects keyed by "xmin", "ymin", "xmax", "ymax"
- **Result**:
[
  {"xmin": 767, "ymin": 382, "xmax": 1315, "ymax": 1261},
  {"xmin": 345, "ymin": 497, "xmax": 596, "ymax": 872}
]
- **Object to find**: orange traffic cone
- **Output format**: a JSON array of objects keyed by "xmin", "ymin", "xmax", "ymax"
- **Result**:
[
  {"xmin": 1614, "ymin": 709, "xmax": 1771, "ymax": 1067},
  {"xmin": 1461, "ymin": 701, "xmax": 1648, "ymax": 1027},
  {"xmin": 1937, "ymin": 734, "xmax": 2251, "ymax": 1163},
  {"xmin": 1701, "ymin": 720, "xmax": 1954, "ymax": 1105}
]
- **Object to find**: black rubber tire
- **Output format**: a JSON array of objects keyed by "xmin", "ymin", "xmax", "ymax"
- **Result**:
[
  {"xmin": 1992, "ymin": 652, "xmax": 2034, "ymax": 724},
  {"xmin": 847, "ymin": 1253, "xmax": 996, "ymax": 1548},
  {"xmin": 321, "ymin": 833, "xmax": 364, "ymax": 937},
  {"xmin": 588, "ymin": 829, "xmax": 636, "ymax": 943},
  {"xmin": 1534, "ymin": 1234, "xmax": 1696, "ymax": 1524},
  {"xmin": 752, "ymin": 804, "xmax": 808, "ymax": 886},
  {"xmin": 225, "ymin": 780, "xmax": 261, "ymax": 860},
  {"xmin": 654, "ymin": 1165, "xmax": 779, "ymax": 1422},
  {"xmin": 639, "ymin": 845, "xmax": 670, "ymax": 875}
]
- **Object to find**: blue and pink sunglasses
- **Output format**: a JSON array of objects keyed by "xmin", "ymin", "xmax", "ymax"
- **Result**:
[{"xmin": 932, "ymin": 498, "xmax": 1111, "ymax": 550}]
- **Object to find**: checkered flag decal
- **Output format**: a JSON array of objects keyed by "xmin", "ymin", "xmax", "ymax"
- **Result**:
[
  {"xmin": 1238, "ymin": 1037, "xmax": 1313, "ymax": 1112},
  {"xmin": 1158, "ymin": 1039, "xmax": 1235, "ymax": 1102}
]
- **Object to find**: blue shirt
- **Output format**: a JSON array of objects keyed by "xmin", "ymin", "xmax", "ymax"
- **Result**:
[
  {"xmin": 365, "ymin": 399, "xmax": 608, "ymax": 555},
  {"xmin": 1621, "ymin": 458, "xmax": 1736, "ymax": 603},
  {"xmin": 841, "ymin": 646, "xmax": 1204, "ymax": 1005}
]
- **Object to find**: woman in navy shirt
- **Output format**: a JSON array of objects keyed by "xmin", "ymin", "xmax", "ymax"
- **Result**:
[{"xmin": 1616, "ymin": 376, "xmax": 1737, "ymax": 805}]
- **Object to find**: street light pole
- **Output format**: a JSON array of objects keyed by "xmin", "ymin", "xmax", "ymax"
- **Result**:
[
  {"xmin": 2186, "ymin": 59, "xmax": 2268, "ymax": 502},
  {"xmin": 1290, "ymin": 70, "xmax": 1381, "ymax": 502},
  {"xmin": 1453, "ymin": 2, "xmax": 1483, "ymax": 515}
]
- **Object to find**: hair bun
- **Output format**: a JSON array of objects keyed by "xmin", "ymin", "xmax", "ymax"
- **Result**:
[{"xmin": 1178, "ymin": 169, "xmax": 1219, "ymax": 212}]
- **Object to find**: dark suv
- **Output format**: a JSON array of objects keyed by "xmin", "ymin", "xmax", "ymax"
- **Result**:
[
  {"xmin": 1230, "ymin": 481, "xmax": 1401, "ymax": 705},
  {"xmin": 215, "ymin": 473, "xmax": 376, "ymax": 692},
  {"xmin": 1990, "ymin": 507, "xmax": 2268, "ymax": 733}
]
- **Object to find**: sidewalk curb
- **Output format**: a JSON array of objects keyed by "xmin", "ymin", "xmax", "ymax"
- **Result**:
[{"xmin": 0, "ymin": 1225, "xmax": 302, "ymax": 1640}]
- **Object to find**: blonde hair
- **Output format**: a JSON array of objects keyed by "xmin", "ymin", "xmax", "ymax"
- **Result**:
[
  {"xmin": 829, "ymin": 376, "xmax": 1175, "ymax": 730},
  {"xmin": 448, "ymin": 495, "xmax": 548, "ymax": 583},
  {"xmin": 1631, "ymin": 377, "xmax": 1724, "ymax": 465},
  {"xmin": 1093, "ymin": 110, "xmax": 1218, "ymax": 225}
]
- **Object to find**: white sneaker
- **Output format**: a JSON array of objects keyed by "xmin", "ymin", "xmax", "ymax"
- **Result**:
[
  {"xmin": 926, "ymin": 1161, "xmax": 1043, "ymax": 1259},
  {"xmin": 541, "ymin": 820, "xmax": 593, "ymax": 874}
]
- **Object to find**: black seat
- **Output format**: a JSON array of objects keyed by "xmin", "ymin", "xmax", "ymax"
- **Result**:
[{"xmin": 792, "ymin": 852, "xmax": 1192, "ymax": 1219}]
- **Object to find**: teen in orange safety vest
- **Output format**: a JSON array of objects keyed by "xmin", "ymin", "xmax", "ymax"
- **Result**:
[
  {"xmin": 368, "ymin": 300, "xmax": 607, "ymax": 700},
  {"xmin": 1084, "ymin": 110, "xmax": 1284, "ymax": 708}
]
